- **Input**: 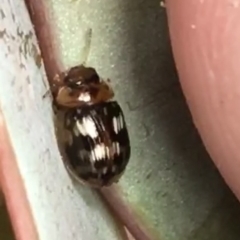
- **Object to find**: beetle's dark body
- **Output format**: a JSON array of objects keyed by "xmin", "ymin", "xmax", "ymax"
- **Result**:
[
  {"xmin": 64, "ymin": 101, "xmax": 130, "ymax": 187},
  {"xmin": 53, "ymin": 65, "xmax": 131, "ymax": 188}
]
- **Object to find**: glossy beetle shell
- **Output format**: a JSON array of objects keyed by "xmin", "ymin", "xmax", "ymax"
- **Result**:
[
  {"xmin": 53, "ymin": 65, "xmax": 131, "ymax": 187},
  {"xmin": 63, "ymin": 101, "xmax": 131, "ymax": 187}
]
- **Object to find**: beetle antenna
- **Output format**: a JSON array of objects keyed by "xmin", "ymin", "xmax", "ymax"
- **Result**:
[{"xmin": 81, "ymin": 28, "xmax": 92, "ymax": 66}]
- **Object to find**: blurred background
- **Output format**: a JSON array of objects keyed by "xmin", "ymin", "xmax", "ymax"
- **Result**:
[
  {"xmin": 0, "ymin": 195, "xmax": 15, "ymax": 240},
  {"xmin": 2, "ymin": 0, "xmax": 240, "ymax": 240}
]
